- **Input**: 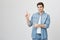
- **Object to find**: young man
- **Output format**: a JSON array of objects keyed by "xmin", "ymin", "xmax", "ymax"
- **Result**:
[{"xmin": 25, "ymin": 2, "xmax": 50, "ymax": 40}]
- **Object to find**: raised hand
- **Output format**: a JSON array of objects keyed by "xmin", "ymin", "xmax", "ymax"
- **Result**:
[{"xmin": 25, "ymin": 11, "xmax": 30, "ymax": 20}]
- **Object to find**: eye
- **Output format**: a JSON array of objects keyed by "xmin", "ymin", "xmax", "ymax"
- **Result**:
[{"xmin": 38, "ymin": 7, "xmax": 39, "ymax": 8}]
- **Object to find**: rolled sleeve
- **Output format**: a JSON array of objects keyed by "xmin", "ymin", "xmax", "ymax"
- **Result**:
[
  {"xmin": 43, "ymin": 15, "xmax": 50, "ymax": 28},
  {"xmin": 28, "ymin": 21, "xmax": 32, "ymax": 27}
]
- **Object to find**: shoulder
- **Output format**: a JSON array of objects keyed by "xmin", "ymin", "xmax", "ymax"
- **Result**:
[
  {"xmin": 33, "ymin": 12, "xmax": 38, "ymax": 15},
  {"xmin": 32, "ymin": 12, "xmax": 38, "ymax": 17},
  {"xmin": 44, "ymin": 13, "xmax": 50, "ymax": 19},
  {"xmin": 44, "ymin": 12, "xmax": 50, "ymax": 17}
]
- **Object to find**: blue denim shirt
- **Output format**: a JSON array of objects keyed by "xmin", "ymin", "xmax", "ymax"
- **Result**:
[{"xmin": 28, "ymin": 11, "xmax": 50, "ymax": 39}]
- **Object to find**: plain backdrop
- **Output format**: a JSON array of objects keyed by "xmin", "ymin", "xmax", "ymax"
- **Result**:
[{"xmin": 0, "ymin": 0, "xmax": 60, "ymax": 40}]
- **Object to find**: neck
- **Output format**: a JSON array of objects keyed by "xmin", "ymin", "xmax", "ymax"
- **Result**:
[{"xmin": 39, "ymin": 11, "xmax": 44, "ymax": 15}]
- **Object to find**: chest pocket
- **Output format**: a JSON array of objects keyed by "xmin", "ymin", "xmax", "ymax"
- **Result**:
[{"xmin": 33, "ymin": 16, "xmax": 39, "ymax": 24}]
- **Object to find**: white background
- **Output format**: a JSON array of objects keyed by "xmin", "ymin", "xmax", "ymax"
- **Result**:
[{"xmin": 0, "ymin": 0, "xmax": 60, "ymax": 40}]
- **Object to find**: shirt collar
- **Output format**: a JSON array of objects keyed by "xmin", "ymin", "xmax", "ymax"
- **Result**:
[{"xmin": 37, "ymin": 11, "xmax": 45, "ymax": 16}]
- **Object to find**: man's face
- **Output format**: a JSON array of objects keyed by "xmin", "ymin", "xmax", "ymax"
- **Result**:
[{"xmin": 37, "ymin": 5, "xmax": 44, "ymax": 12}]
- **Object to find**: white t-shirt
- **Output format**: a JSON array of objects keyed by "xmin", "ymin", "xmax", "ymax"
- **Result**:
[{"xmin": 37, "ymin": 15, "xmax": 41, "ymax": 34}]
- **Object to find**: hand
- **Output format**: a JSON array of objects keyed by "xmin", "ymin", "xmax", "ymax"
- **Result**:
[
  {"xmin": 25, "ymin": 11, "xmax": 30, "ymax": 20},
  {"xmin": 34, "ymin": 24, "xmax": 40, "ymax": 28},
  {"xmin": 40, "ymin": 24, "xmax": 45, "ymax": 28},
  {"xmin": 25, "ymin": 11, "xmax": 30, "ymax": 25},
  {"xmin": 34, "ymin": 24, "xmax": 45, "ymax": 28}
]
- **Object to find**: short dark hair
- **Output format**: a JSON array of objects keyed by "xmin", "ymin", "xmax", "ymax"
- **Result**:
[{"xmin": 37, "ymin": 2, "xmax": 44, "ymax": 8}]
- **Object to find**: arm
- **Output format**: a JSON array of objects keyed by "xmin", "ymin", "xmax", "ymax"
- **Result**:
[
  {"xmin": 25, "ymin": 11, "xmax": 33, "ymax": 27},
  {"xmin": 40, "ymin": 15, "xmax": 50, "ymax": 28},
  {"xmin": 35, "ymin": 15, "xmax": 50, "ymax": 28},
  {"xmin": 27, "ymin": 15, "xmax": 33, "ymax": 27}
]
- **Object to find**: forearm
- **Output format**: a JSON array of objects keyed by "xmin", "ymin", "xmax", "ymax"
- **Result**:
[
  {"xmin": 26, "ymin": 19, "xmax": 32, "ymax": 27},
  {"xmin": 26, "ymin": 18, "xmax": 30, "ymax": 25},
  {"xmin": 38, "ymin": 24, "xmax": 45, "ymax": 28}
]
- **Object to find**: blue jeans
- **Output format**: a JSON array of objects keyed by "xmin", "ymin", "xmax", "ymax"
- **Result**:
[{"xmin": 32, "ymin": 34, "xmax": 47, "ymax": 40}]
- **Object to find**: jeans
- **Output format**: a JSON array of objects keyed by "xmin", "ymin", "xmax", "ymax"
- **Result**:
[{"xmin": 32, "ymin": 34, "xmax": 47, "ymax": 40}]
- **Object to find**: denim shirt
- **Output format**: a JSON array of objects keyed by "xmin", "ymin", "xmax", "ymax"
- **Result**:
[{"xmin": 28, "ymin": 11, "xmax": 50, "ymax": 39}]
